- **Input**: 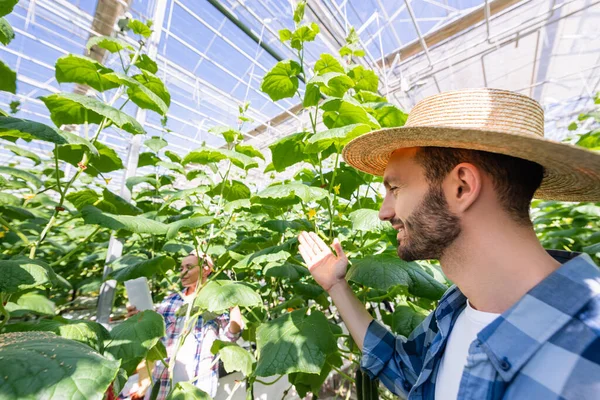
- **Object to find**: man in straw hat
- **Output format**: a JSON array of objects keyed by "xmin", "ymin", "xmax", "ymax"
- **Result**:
[{"xmin": 298, "ymin": 88, "xmax": 600, "ymax": 399}]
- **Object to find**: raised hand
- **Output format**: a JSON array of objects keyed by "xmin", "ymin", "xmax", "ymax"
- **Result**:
[{"xmin": 298, "ymin": 231, "xmax": 348, "ymax": 292}]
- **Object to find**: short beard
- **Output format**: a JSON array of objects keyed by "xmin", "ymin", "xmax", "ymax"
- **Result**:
[{"xmin": 397, "ymin": 184, "xmax": 461, "ymax": 261}]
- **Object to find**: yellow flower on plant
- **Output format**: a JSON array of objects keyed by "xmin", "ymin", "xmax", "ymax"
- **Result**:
[
  {"xmin": 338, "ymin": 211, "xmax": 344, "ymax": 219},
  {"xmin": 307, "ymin": 208, "xmax": 317, "ymax": 220},
  {"xmin": 104, "ymin": 178, "xmax": 112, "ymax": 185},
  {"xmin": 333, "ymin": 184, "xmax": 341, "ymax": 195},
  {"xmin": 0, "ymin": 232, "xmax": 4, "ymax": 238},
  {"xmin": 23, "ymin": 193, "xmax": 35, "ymax": 200}
]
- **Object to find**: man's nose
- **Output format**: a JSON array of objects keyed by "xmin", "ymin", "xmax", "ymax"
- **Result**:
[{"xmin": 379, "ymin": 193, "xmax": 395, "ymax": 222}]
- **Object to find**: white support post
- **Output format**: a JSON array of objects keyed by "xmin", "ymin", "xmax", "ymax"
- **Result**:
[{"xmin": 96, "ymin": 0, "xmax": 168, "ymax": 326}]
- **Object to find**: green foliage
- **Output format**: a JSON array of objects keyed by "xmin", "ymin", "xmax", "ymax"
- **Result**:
[
  {"xmin": 55, "ymin": 54, "xmax": 120, "ymax": 92},
  {"xmin": 0, "ymin": 17, "xmax": 14, "ymax": 45},
  {"xmin": 0, "ymin": 60, "xmax": 16, "ymax": 93},
  {"xmin": 260, "ymin": 60, "xmax": 302, "ymax": 101},
  {"xmin": 86, "ymin": 35, "xmax": 134, "ymax": 53}
]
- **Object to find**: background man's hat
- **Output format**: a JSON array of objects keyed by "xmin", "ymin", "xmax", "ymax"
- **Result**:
[{"xmin": 343, "ymin": 88, "xmax": 600, "ymax": 202}]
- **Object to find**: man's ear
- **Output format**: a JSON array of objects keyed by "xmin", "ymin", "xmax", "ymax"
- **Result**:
[{"xmin": 444, "ymin": 162, "xmax": 482, "ymax": 213}]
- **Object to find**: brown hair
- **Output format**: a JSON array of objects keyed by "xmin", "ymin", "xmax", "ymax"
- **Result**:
[{"xmin": 414, "ymin": 147, "xmax": 544, "ymax": 225}]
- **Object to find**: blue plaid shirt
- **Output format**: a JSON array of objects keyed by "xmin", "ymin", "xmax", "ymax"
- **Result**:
[{"xmin": 361, "ymin": 251, "xmax": 600, "ymax": 399}]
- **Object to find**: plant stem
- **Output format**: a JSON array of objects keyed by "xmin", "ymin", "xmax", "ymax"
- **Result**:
[
  {"xmin": 0, "ymin": 294, "xmax": 10, "ymax": 329},
  {"xmin": 0, "ymin": 215, "xmax": 29, "ymax": 245},
  {"xmin": 254, "ymin": 375, "xmax": 284, "ymax": 386},
  {"xmin": 53, "ymin": 145, "xmax": 63, "ymax": 197},
  {"xmin": 331, "ymin": 365, "xmax": 355, "ymax": 384}
]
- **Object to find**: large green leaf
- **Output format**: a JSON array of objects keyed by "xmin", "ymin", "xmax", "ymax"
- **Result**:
[
  {"xmin": 0, "ymin": 331, "xmax": 120, "ymax": 400},
  {"xmin": 182, "ymin": 147, "xmax": 258, "ymax": 171},
  {"xmin": 207, "ymin": 180, "xmax": 250, "ymax": 202},
  {"xmin": 126, "ymin": 175, "xmax": 157, "ymax": 191},
  {"xmin": 261, "ymin": 219, "xmax": 312, "ymax": 233},
  {"xmin": 264, "ymin": 262, "xmax": 309, "ymax": 281},
  {"xmin": 0, "ymin": 259, "xmax": 56, "ymax": 294},
  {"xmin": 290, "ymin": 23, "xmax": 320, "ymax": 50},
  {"xmin": 314, "ymin": 54, "xmax": 344, "ymax": 75},
  {"xmin": 133, "ymin": 54, "xmax": 158, "ymax": 74},
  {"xmin": 99, "ymin": 188, "xmax": 142, "ymax": 216},
  {"xmin": 391, "ymin": 303, "xmax": 429, "ymax": 337},
  {"xmin": 0, "ymin": 0, "xmax": 18, "ymax": 17},
  {"xmin": 56, "ymin": 141, "xmax": 123, "ymax": 176},
  {"xmin": 80, "ymin": 205, "xmax": 168, "ymax": 235},
  {"xmin": 0, "ymin": 166, "xmax": 42, "ymax": 188},
  {"xmin": 144, "ymin": 136, "xmax": 168, "ymax": 152},
  {"xmin": 0, "ymin": 17, "xmax": 14, "ymax": 45},
  {"xmin": 347, "ymin": 65, "xmax": 378, "ymax": 92},
  {"xmin": 40, "ymin": 92, "xmax": 145, "ymax": 135},
  {"xmin": 5, "ymin": 292, "xmax": 56, "ymax": 316},
  {"xmin": 132, "ymin": 70, "xmax": 170, "ymax": 107},
  {"xmin": 128, "ymin": 19, "xmax": 152, "ymax": 38},
  {"xmin": 347, "ymin": 254, "xmax": 448, "ymax": 300},
  {"xmin": 3, "ymin": 144, "xmax": 41, "ymax": 165},
  {"xmin": 165, "ymin": 216, "xmax": 214, "ymax": 240},
  {"xmin": 166, "ymin": 382, "xmax": 211, "ymax": 400},
  {"xmin": 65, "ymin": 189, "xmax": 99, "ymax": 210},
  {"xmin": 255, "ymin": 309, "xmax": 336, "ymax": 376},
  {"xmin": 260, "ymin": 60, "xmax": 301, "ymax": 101},
  {"xmin": 349, "ymin": 209, "xmax": 391, "ymax": 232},
  {"xmin": 268, "ymin": 132, "xmax": 307, "ymax": 172},
  {"xmin": 321, "ymin": 97, "xmax": 380, "ymax": 129},
  {"xmin": 210, "ymin": 340, "xmax": 255, "ymax": 376},
  {"xmin": 235, "ymin": 143, "xmax": 264, "ymax": 160},
  {"xmin": 0, "ymin": 118, "xmax": 99, "ymax": 155},
  {"xmin": 137, "ymin": 151, "xmax": 160, "ymax": 167},
  {"xmin": 0, "ymin": 60, "xmax": 16, "ymax": 94},
  {"xmin": 307, "ymin": 72, "xmax": 354, "ymax": 98},
  {"xmin": 2, "ymin": 319, "xmax": 110, "ymax": 352},
  {"xmin": 55, "ymin": 54, "xmax": 119, "ymax": 92},
  {"xmin": 109, "ymin": 255, "xmax": 175, "ymax": 282},
  {"xmin": 0, "ymin": 192, "xmax": 19, "ymax": 206},
  {"xmin": 105, "ymin": 310, "xmax": 165, "ymax": 374},
  {"xmin": 365, "ymin": 102, "xmax": 408, "ymax": 128},
  {"xmin": 252, "ymin": 183, "xmax": 328, "ymax": 206},
  {"xmin": 306, "ymin": 123, "xmax": 371, "ymax": 153},
  {"xmin": 194, "ymin": 280, "xmax": 261, "ymax": 312},
  {"xmin": 103, "ymin": 72, "xmax": 168, "ymax": 116},
  {"xmin": 209, "ymin": 126, "xmax": 242, "ymax": 143},
  {"xmin": 86, "ymin": 35, "xmax": 134, "ymax": 53}
]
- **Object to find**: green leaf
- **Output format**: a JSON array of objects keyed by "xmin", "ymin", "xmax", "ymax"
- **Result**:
[
  {"xmin": 256, "ymin": 309, "xmax": 336, "ymax": 376},
  {"xmin": 0, "ymin": 166, "xmax": 43, "ymax": 188},
  {"xmin": 303, "ymin": 82, "xmax": 321, "ymax": 107},
  {"xmin": 207, "ymin": 180, "xmax": 250, "ymax": 202},
  {"xmin": 2, "ymin": 319, "xmax": 110, "ymax": 352},
  {"xmin": 165, "ymin": 150, "xmax": 182, "ymax": 163},
  {"xmin": 391, "ymin": 303, "xmax": 429, "ymax": 337},
  {"xmin": 5, "ymin": 292, "xmax": 56, "ymax": 316},
  {"xmin": 209, "ymin": 126, "xmax": 242, "ymax": 143},
  {"xmin": 56, "ymin": 141, "xmax": 123, "ymax": 176},
  {"xmin": 349, "ymin": 208, "xmax": 391, "ymax": 232},
  {"xmin": 157, "ymin": 161, "xmax": 184, "ymax": 174},
  {"xmin": 182, "ymin": 147, "xmax": 258, "ymax": 171},
  {"xmin": 307, "ymin": 72, "xmax": 354, "ymax": 97},
  {"xmin": 86, "ymin": 35, "xmax": 134, "ymax": 53},
  {"xmin": 0, "ymin": 17, "xmax": 14, "ymax": 45},
  {"xmin": 290, "ymin": 23, "xmax": 320, "ymax": 50},
  {"xmin": 132, "ymin": 70, "xmax": 170, "ymax": 107},
  {"xmin": 235, "ymin": 143, "xmax": 264, "ymax": 160},
  {"xmin": 109, "ymin": 255, "xmax": 175, "ymax": 282},
  {"xmin": 314, "ymin": 54, "xmax": 344, "ymax": 75},
  {"xmin": 252, "ymin": 183, "xmax": 328, "ymax": 206},
  {"xmin": 347, "ymin": 65, "xmax": 378, "ymax": 92},
  {"xmin": 347, "ymin": 254, "xmax": 448, "ymax": 300},
  {"xmin": 0, "ymin": 0, "xmax": 18, "ymax": 17},
  {"xmin": 0, "ymin": 258, "xmax": 56, "ymax": 294},
  {"xmin": 321, "ymin": 97, "xmax": 380, "ymax": 129},
  {"xmin": 268, "ymin": 132, "xmax": 307, "ymax": 172},
  {"xmin": 98, "ymin": 188, "xmax": 142, "ymax": 216},
  {"xmin": 165, "ymin": 216, "xmax": 214, "ymax": 240},
  {"xmin": 105, "ymin": 310, "xmax": 165, "ymax": 374},
  {"xmin": 40, "ymin": 92, "xmax": 145, "ymax": 135},
  {"xmin": 339, "ymin": 44, "xmax": 365, "ymax": 57},
  {"xmin": 55, "ymin": 54, "xmax": 120, "ymax": 92},
  {"xmin": 264, "ymin": 262, "xmax": 309, "ymax": 281},
  {"xmin": 103, "ymin": 72, "xmax": 168, "ymax": 116},
  {"xmin": 81, "ymin": 205, "xmax": 168, "ymax": 235},
  {"xmin": 128, "ymin": 19, "xmax": 152, "ymax": 38},
  {"xmin": 138, "ymin": 151, "xmax": 160, "ymax": 167},
  {"xmin": 144, "ymin": 136, "xmax": 168, "ymax": 152},
  {"xmin": 306, "ymin": 123, "xmax": 371, "ymax": 153},
  {"xmin": 65, "ymin": 189, "xmax": 99, "ymax": 210},
  {"xmin": 568, "ymin": 122, "xmax": 578, "ymax": 131},
  {"xmin": 0, "ymin": 60, "xmax": 16, "ymax": 94},
  {"xmin": 354, "ymin": 90, "xmax": 387, "ymax": 103},
  {"xmin": 260, "ymin": 60, "xmax": 302, "ymax": 102},
  {"xmin": 223, "ymin": 198, "xmax": 251, "ymax": 213},
  {"xmin": 166, "ymin": 382, "xmax": 211, "ymax": 400},
  {"xmin": 262, "ymin": 219, "xmax": 312, "ymax": 233},
  {"xmin": 279, "ymin": 28, "xmax": 292, "ymax": 42},
  {"xmin": 293, "ymin": 0, "xmax": 306, "ymax": 23},
  {"xmin": 3, "ymin": 143, "xmax": 41, "ymax": 165},
  {"xmin": 0, "ymin": 192, "xmax": 19, "ymax": 206},
  {"xmin": 210, "ymin": 340, "xmax": 255, "ymax": 376},
  {"xmin": 194, "ymin": 280, "xmax": 261, "ymax": 312},
  {"xmin": 126, "ymin": 175, "xmax": 157, "ymax": 191},
  {"xmin": 133, "ymin": 54, "xmax": 158, "ymax": 74},
  {"xmin": 146, "ymin": 341, "xmax": 167, "ymax": 362},
  {"xmin": 368, "ymin": 103, "xmax": 408, "ymax": 127},
  {"xmin": 0, "ymin": 331, "xmax": 120, "ymax": 400}
]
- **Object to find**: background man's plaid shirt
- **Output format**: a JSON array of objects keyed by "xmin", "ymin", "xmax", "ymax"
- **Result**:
[
  {"xmin": 361, "ymin": 251, "xmax": 600, "ymax": 399},
  {"xmin": 147, "ymin": 292, "xmax": 240, "ymax": 400}
]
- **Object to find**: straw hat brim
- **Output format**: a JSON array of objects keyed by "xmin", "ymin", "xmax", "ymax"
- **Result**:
[{"xmin": 342, "ymin": 126, "xmax": 600, "ymax": 202}]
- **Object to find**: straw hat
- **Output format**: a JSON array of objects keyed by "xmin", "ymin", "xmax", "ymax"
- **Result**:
[{"xmin": 343, "ymin": 88, "xmax": 600, "ymax": 202}]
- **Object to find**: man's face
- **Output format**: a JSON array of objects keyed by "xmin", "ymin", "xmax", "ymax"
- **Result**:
[{"xmin": 379, "ymin": 148, "xmax": 461, "ymax": 261}]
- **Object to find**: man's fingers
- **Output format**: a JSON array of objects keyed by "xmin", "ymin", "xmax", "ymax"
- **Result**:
[
  {"xmin": 308, "ymin": 232, "xmax": 328, "ymax": 252},
  {"xmin": 298, "ymin": 244, "xmax": 313, "ymax": 266},
  {"xmin": 332, "ymin": 238, "xmax": 347, "ymax": 260}
]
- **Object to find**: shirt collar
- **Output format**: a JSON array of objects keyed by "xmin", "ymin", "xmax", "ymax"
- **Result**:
[{"xmin": 476, "ymin": 251, "xmax": 599, "ymax": 381}]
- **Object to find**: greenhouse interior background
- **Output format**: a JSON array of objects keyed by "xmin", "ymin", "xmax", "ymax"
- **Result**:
[{"xmin": 1, "ymin": 0, "xmax": 599, "ymax": 399}]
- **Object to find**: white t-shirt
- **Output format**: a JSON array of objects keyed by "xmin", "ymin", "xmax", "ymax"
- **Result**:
[
  {"xmin": 434, "ymin": 300, "xmax": 500, "ymax": 400},
  {"xmin": 173, "ymin": 293, "xmax": 198, "ymax": 385}
]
